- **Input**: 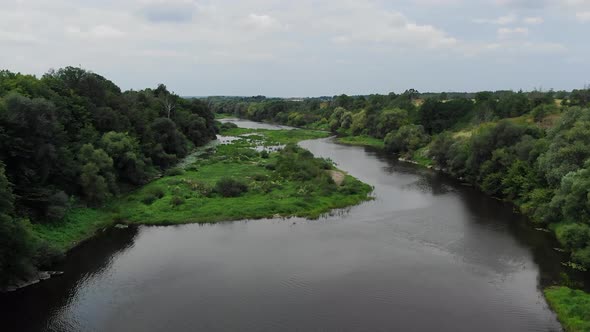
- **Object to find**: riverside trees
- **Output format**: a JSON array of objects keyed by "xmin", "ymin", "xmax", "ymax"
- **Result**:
[
  {"xmin": 0, "ymin": 67, "xmax": 217, "ymax": 285},
  {"xmin": 208, "ymin": 88, "xmax": 590, "ymax": 268}
]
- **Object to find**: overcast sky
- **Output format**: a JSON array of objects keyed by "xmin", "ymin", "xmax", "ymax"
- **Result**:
[{"xmin": 1, "ymin": 0, "xmax": 589, "ymax": 97}]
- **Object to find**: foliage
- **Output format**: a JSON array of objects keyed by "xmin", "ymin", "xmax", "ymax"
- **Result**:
[
  {"xmin": 215, "ymin": 178, "xmax": 249, "ymax": 197},
  {"xmin": 545, "ymin": 286, "xmax": 590, "ymax": 332},
  {"xmin": 35, "ymin": 130, "xmax": 372, "ymax": 247},
  {"xmin": 0, "ymin": 67, "xmax": 217, "ymax": 284},
  {"xmin": 384, "ymin": 124, "xmax": 429, "ymax": 155},
  {"xmin": 0, "ymin": 163, "xmax": 36, "ymax": 286}
]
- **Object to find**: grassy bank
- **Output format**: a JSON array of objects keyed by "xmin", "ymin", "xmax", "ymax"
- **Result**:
[
  {"xmin": 33, "ymin": 127, "xmax": 372, "ymax": 250},
  {"xmin": 336, "ymin": 135, "xmax": 385, "ymax": 149},
  {"xmin": 545, "ymin": 286, "xmax": 590, "ymax": 332}
]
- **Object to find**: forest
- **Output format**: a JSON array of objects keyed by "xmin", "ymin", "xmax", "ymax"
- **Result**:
[
  {"xmin": 0, "ymin": 67, "xmax": 217, "ymax": 286},
  {"xmin": 208, "ymin": 87, "xmax": 590, "ymax": 271}
]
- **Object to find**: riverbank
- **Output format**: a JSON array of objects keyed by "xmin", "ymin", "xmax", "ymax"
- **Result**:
[
  {"xmin": 32, "ymin": 127, "xmax": 373, "ymax": 251},
  {"xmin": 330, "ymin": 133, "xmax": 590, "ymax": 332},
  {"xmin": 545, "ymin": 287, "xmax": 590, "ymax": 332}
]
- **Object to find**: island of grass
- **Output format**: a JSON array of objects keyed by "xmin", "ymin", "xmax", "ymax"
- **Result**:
[
  {"xmin": 545, "ymin": 286, "xmax": 590, "ymax": 332},
  {"xmin": 33, "ymin": 126, "xmax": 373, "ymax": 250}
]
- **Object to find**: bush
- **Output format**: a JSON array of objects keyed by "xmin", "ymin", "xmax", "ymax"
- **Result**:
[
  {"xmin": 46, "ymin": 191, "xmax": 70, "ymax": 221},
  {"xmin": 142, "ymin": 187, "xmax": 165, "ymax": 205},
  {"xmin": 556, "ymin": 223, "xmax": 590, "ymax": 250},
  {"xmin": 220, "ymin": 122, "xmax": 238, "ymax": 130},
  {"xmin": 142, "ymin": 195, "xmax": 157, "ymax": 205},
  {"xmin": 252, "ymin": 174, "xmax": 269, "ymax": 181},
  {"xmin": 215, "ymin": 178, "xmax": 248, "ymax": 197},
  {"xmin": 572, "ymin": 247, "xmax": 590, "ymax": 267},
  {"xmin": 171, "ymin": 195, "xmax": 184, "ymax": 206},
  {"xmin": 147, "ymin": 187, "xmax": 165, "ymax": 198},
  {"xmin": 165, "ymin": 167, "xmax": 184, "ymax": 176}
]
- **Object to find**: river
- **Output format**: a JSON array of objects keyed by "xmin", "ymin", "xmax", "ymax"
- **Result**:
[{"xmin": 1, "ymin": 119, "xmax": 586, "ymax": 331}]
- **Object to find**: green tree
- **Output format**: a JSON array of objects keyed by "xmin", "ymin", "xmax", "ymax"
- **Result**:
[
  {"xmin": 100, "ymin": 131, "xmax": 151, "ymax": 185},
  {"xmin": 78, "ymin": 144, "xmax": 117, "ymax": 205},
  {"xmin": 376, "ymin": 108, "xmax": 409, "ymax": 138},
  {"xmin": 384, "ymin": 124, "xmax": 429, "ymax": 154},
  {"xmin": 0, "ymin": 163, "xmax": 35, "ymax": 286}
]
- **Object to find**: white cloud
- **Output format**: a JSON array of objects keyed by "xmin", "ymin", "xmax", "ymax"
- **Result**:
[
  {"xmin": 242, "ymin": 14, "xmax": 284, "ymax": 30},
  {"xmin": 474, "ymin": 14, "xmax": 545, "ymax": 25},
  {"xmin": 473, "ymin": 14, "xmax": 518, "ymax": 25},
  {"xmin": 576, "ymin": 11, "xmax": 590, "ymax": 21},
  {"xmin": 523, "ymin": 16, "xmax": 544, "ymax": 24},
  {"xmin": 497, "ymin": 27, "xmax": 529, "ymax": 39},
  {"xmin": 556, "ymin": 0, "xmax": 590, "ymax": 22},
  {"xmin": 315, "ymin": 5, "xmax": 458, "ymax": 50},
  {"xmin": 0, "ymin": 0, "xmax": 583, "ymax": 95}
]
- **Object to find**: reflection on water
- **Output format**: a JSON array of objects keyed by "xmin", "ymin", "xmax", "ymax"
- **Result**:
[{"xmin": 1, "ymin": 121, "xmax": 586, "ymax": 332}]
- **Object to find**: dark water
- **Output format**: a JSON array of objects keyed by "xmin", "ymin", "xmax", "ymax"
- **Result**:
[{"xmin": 2, "ymin": 120, "xmax": 586, "ymax": 331}]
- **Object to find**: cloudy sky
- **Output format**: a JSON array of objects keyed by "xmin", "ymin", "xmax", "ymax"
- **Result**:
[{"xmin": 1, "ymin": 0, "xmax": 589, "ymax": 96}]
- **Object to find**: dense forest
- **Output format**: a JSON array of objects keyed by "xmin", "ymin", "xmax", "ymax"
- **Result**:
[
  {"xmin": 0, "ymin": 67, "xmax": 217, "ymax": 286},
  {"xmin": 208, "ymin": 88, "xmax": 590, "ymax": 270}
]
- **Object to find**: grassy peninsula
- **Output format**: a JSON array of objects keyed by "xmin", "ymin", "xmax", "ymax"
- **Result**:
[
  {"xmin": 33, "ymin": 126, "xmax": 373, "ymax": 251},
  {"xmin": 545, "ymin": 286, "xmax": 590, "ymax": 332}
]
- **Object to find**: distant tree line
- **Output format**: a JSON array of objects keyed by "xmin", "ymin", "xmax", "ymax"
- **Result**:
[
  {"xmin": 208, "ymin": 87, "xmax": 590, "ymax": 269},
  {"xmin": 0, "ymin": 67, "xmax": 217, "ymax": 285}
]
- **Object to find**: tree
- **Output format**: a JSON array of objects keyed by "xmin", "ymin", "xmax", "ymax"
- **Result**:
[
  {"xmin": 350, "ymin": 110, "xmax": 368, "ymax": 135},
  {"xmin": 551, "ymin": 162, "xmax": 590, "ymax": 224},
  {"xmin": 78, "ymin": 144, "xmax": 117, "ymax": 205},
  {"xmin": 384, "ymin": 124, "xmax": 429, "ymax": 154},
  {"xmin": 538, "ymin": 107, "xmax": 590, "ymax": 186},
  {"xmin": 100, "ymin": 131, "xmax": 151, "ymax": 185},
  {"xmin": 376, "ymin": 108, "xmax": 408, "ymax": 138},
  {"xmin": 0, "ymin": 163, "xmax": 35, "ymax": 286},
  {"xmin": 155, "ymin": 84, "xmax": 176, "ymax": 118}
]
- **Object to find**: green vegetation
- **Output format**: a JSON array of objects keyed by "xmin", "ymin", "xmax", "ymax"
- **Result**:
[
  {"xmin": 208, "ymin": 89, "xmax": 590, "ymax": 270},
  {"xmin": 545, "ymin": 287, "xmax": 590, "ymax": 332},
  {"xmin": 220, "ymin": 126, "xmax": 330, "ymax": 144},
  {"xmin": 209, "ymin": 89, "xmax": 590, "ymax": 329},
  {"xmin": 32, "ymin": 129, "xmax": 372, "ymax": 251},
  {"xmin": 0, "ymin": 67, "xmax": 217, "ymax": 285},
  {"xmin": 336, "ymin": 135, "xmax": 385, "ymax": 149}
]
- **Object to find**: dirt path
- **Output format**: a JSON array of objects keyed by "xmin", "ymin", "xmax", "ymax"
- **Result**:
[{"xmin": 327, "ymin": 170, "xmax": 345, "ymax": 186}]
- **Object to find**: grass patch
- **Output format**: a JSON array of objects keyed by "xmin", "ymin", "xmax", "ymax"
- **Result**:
[
  {"xmin": 336, "ymin": 135, "xmax": 385, "ymax": 149},
  {"xmin": 35, "ymin": 127, "xmax": 371, "ymax": 251},
  {"xmin": 545, "ymin": 286, "xmax": 590, "ymax": 332},
  {"xmin": 220, "ymin": 127, "xmax": 329, "ymax": 145},
  {"xmin": 411, "ymin": 147, "xmax": 434, "ymax": 167}
]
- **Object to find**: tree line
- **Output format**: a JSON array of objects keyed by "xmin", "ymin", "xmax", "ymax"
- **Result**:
[
  {"xmin": 208, "ymin": 88, "xmax": 590, "ymax": 269},
  {"xmin": 0, "ymin": 67, "xmax": 217, "ymax": 286}
]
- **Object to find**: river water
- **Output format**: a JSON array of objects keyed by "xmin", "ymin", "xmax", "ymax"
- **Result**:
[{"xmin": 1, "ymin": 119, "xmax": 586, "ymax": 331}]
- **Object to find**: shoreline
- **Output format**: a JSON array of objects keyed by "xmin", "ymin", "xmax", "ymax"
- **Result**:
[
  {"xmin": 332, "ymin": 133, "xmax": 590, "ymax": 332},
  {"xmin": 16, "ymin": 126, "xmax": 373, "ymax": 291}
]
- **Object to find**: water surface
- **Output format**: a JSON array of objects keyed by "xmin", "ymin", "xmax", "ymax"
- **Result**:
[{"xmin": 2, "ymin": 119, "xmax": 585, "ymax": 332}]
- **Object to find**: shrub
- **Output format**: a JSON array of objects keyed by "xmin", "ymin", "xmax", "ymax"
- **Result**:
[
  {"xmin": 142, "ymin": 195, "xmax": 157, "ymax": 205},
  {"xmin": 556, "ymin": 223, "xmax": 590, "ymax": 250},
  {"xmin": 215, "ymin": 178, "xmax": 248, "ymax": 197},
  {"xmin": 146, "ymin": 187, "xmax": 165, "ymax": 198},
  {"xmin": 221, "ymin": 122, "xmax": 238, "ymax": 130},
  {"xmin": 165, "ymin": 167, "xmax": 184, "ymax": 176},
  {"xmin": 171, "ymin": 195, "xmax": 184, "ymax": 206},
  {"xmin": 252, "ymin": 174, "xmax": 269, "ymax": 181},
  {"xmin": 572, "ymin": 247, "xmax": 590, "ymax": 267},
  {"xmin": 142, "ymin": 187, "xmax": 165, "ymax": 205}
]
